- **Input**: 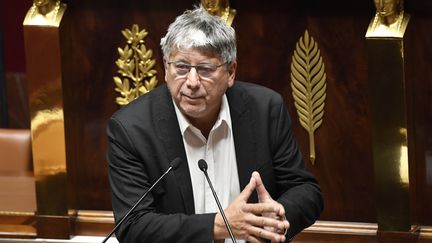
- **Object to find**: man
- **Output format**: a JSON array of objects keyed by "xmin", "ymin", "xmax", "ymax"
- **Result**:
[{"xmin": 107, "ymin": 5, "xmax": 323, "ymax": 243}]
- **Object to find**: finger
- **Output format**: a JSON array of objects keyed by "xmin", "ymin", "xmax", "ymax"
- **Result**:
[
  {"xmin": 237, "ymin": 175, "xmax": 257, "ymax": 201},
  {"xmin": 269, "ymin": 211, "xmax": 290, "ymax": 231},
  {"xmin": 243, "ymin": 202, "xmax": 284, "ymax": 216},
  {"xmin": 272, "ymin": 205, "xmax": 286, "ymax": 219},
  {"xmin": 252, "ymin": 171, "xmax": 271, "ymax": 201},
  {"xmin": 249, "ymin": 225, "xmax": 287, "ymax": 243},
  {"xmin": 246, "ymin": 235, "xmax": 265, "ymax": 243},
  {"xmin": 264, "ymin": 218, "xmax": 290, "ymax": 236},
  {"xmin": 240, "ymin": 211, "xmax": 287, "ymax": 234},
  {"xmin": 279, "ymin": 214, "xmax": 290, "ymax": 231},
  {"xmin": 252, "ymin": 172, "xmax": 287, "ymax": 218}
]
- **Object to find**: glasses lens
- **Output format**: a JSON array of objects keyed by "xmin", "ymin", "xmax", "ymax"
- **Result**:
[
  {"xmin": 170, "ymin": 62, "xmax": 225, "ymax": 78},
  {"xmin": 173, "ymin": 63, "xmax": 190, "ymax": 75},
  {"xmin": 196, "ymin": 65, "xmax": 218, "ymax": 78}
]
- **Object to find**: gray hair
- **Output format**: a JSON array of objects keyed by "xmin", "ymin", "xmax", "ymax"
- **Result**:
[{"xmin": 160, "ymin": 5, "xmax": 237, "ymax": 63}]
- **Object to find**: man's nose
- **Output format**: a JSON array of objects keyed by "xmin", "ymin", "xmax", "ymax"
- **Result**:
[{"xmin": 186, "ymin": 67, "xmax": 201, "ymax": 88}]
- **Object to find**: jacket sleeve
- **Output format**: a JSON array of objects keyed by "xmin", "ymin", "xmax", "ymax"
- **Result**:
[
  {"xmin": 269, "ymin": 96, "xmax": 324, "ymax": 241},
  {"xmin": 107, "ymin": 117, "xmax": 216, "ymax": 243}
]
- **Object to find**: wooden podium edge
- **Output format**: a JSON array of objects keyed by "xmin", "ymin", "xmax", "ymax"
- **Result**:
[{"xmin": 1, "ymin": 211, "xmax": 432, "ymax": 242}]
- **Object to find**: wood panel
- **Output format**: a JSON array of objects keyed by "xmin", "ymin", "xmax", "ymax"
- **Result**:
[
  {"xmin": 404, "ymin": 7, "xmax": 432, "ymax": 227},
  {"xmin": 4, "ymin": 73, "xmax": 30, "ymax": 128},
  {"xmin": 0, "ymin": 1, "xmax": 32, "ymax": 129},
  {"xmin": 0, "ymin": 213, "xmax": 36, "ymax": 239},
  {"xmin": 61, "ymin": 0, "xmax": 197, "ymax": 211},
  {"xmin": 234, "ymin": 2, "xmax": 376, "ymax": 223},
  {"xmin": 71, "ymin": 210, "xmax": 113, "ymax": 236}
]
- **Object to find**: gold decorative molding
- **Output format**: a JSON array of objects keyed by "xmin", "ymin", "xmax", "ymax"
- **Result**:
[
  {"xmin": 290, "ymin": 30, "xmax": 327, "ymax": 165},
  {"xmin": 420, "ymin": 226, "xmax": 432, "ymax": 238},
  {"xmin": 24, "ymin": 5, "xmax": 70, "ymax": 236},
  {"xmin": 201, "ymin": 0, "xmax": 236, "ymax": 26},
  {"xmin": 366, "ymin": 0, "xmax": 410, "ymax": 38},
  {"xmin": 113, "ymin": 24, "xmax": 158, "ymax": 106},
  {"xmin": 0, "ymin": 211, "xmax": 35, "ymax": 216},
  {"xmin": 367, "ymin": 25, "xmax": 411, "ymax": 231},
  {"xmin": 71, "ymin": 210, "xmax": 114, "ymax": 224},
  {"xmin": 23, "ymin": 0, "xmax": 66, "ymax": 27}
]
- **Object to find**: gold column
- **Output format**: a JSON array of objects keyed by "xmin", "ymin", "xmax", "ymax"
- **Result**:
[
  {"xmin": 23, "ymin": 0, "xmax": 70, "ymax": 239},
  {"xmin": 366, "ymin": 0, "xmax": 417, "ymax": 242}
]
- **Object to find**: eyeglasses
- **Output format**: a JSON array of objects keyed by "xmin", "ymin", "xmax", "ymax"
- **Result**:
[{"xmin": 167, "ymin": 61, "xmax": 227, "ymax": 78}]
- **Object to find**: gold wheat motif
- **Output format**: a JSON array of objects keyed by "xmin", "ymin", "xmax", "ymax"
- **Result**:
[
  {"xmin": 290, "ymin": 30, "xmax": 327, "ymax": 165},
  {"xmin": 113, "ymin": 24, "xmax": 158, "ymax": 106}
]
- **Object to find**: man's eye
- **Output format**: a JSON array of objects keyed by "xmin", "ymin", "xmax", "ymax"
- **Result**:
[
  {"xmin": 198, "ymin": 66, "xmax": 215, "ymax": 73},
  {"xmin": 175, "ymin": 64, "xmax": 190, "ymax": 70}
]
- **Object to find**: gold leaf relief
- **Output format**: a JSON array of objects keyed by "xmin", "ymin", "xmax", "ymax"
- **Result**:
[
  {"xmin": 113, "ymin": 24, "xmax": 158, "ymax": 106},
  {"xmin": 290, "ymin": 30, "xmax": 327, "ymax": 164}
]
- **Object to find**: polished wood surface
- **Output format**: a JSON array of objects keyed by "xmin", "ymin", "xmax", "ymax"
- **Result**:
[
  {"xmin": 23, "ymin": 22, "xmax": 70, "ymax": 238},
  {"xmin": 4, "ymin": 73, "xmax": 30, "ymax": 128},
  {"xmin": 0, "ymin": 214, "xmax": 36, "ymax": 239},
  {"xmin": 234, "ymin": 2, "xmax": 376, "ymax": 223},
  {"xmin": 404, "ymin": 14, "xmax": 432, "ymax": 227},
  {"xmin": 0, "ymin": 175, "xmax": 36, "ymax": 212},
  {"xmin": 71, "ymin": 210, "xmax": 114, "ymax": 236},
  {"xmin": 367, "ymin": 38, "xmax": 411, "ymax": 231}
]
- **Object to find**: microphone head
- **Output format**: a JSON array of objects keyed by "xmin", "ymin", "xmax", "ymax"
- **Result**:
[
  {"xmin": 170, "ymin": 157, "xmax": 182, "ymax": 170},
  {"xmin": 198, "ymin": 159, "xmax": 208, "ymax": 172}
]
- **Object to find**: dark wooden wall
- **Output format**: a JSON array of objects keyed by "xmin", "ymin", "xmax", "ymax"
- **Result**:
[
  {"xmin": 233, "ymin": 1, "xmax": 377, "ymax": 223},
  {"xmin": 405, "ymin": 6, "xmax": 432, "ymax": 227},
  {"xmin": 0, "ymin": 0, "xmax": 32, "ymax": 128},
  {"xmin": 1, "ymin": 0, "xmax": 432, "ymax": 240}
]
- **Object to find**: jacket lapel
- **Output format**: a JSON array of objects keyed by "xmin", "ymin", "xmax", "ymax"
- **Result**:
[
  {"xmin": 154, "ymin": 86, "xmax": 195, "ymax": 214},
  {"xmin": 227, "ymin": 84, "xmax": 258, "ymax": 202}
]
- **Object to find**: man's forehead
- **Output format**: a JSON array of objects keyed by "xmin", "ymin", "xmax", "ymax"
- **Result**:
[{"xmin": 170, "ymin": 47, "xmax": 220, "ymax": 60}]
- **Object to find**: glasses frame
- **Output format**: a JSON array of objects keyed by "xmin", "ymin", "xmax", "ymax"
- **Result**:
[{"xmin": 167, "ymin": 61, "xmax": 228, "ymax": 78}]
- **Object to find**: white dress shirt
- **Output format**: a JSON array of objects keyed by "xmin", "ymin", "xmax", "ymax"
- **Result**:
[{"xmin": 173, "ymin": 95, "xmax": 244, "ymax": 243}]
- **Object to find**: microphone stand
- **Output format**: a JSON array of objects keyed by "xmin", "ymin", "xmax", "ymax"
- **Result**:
[
  {"xmin": 102, "ymin": 158, "xmax": 182, "ymax": 243},
  {"xmin": 198, "ymin": 159, "xmax": 237, "ymax": 243}
]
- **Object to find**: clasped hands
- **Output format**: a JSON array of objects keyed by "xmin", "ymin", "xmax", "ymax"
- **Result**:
[{"xmin": 213, "ymin": 171, "xmax": 289, "ymax": 243}]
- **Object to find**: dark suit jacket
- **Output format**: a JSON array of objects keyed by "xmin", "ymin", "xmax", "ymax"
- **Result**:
[{"xmin": 107, "ymin": 81, "xmax": 323, "ymax": 243}]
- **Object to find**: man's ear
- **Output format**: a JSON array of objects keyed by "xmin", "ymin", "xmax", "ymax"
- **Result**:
[{"xmin": 227, "ymin": 61, "xmax": 237, "ymax": 87}]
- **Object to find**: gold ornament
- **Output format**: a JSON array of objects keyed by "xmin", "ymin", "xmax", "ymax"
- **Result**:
[
  {"xmin": 113, "ymin": 24, "xmax": 158, "ymax": 106},
  {"xmin": 290, "ymin": 30, "xmax": 327, "ymax": 165},
  {"xmin": 201, "ymin": 0, "xmax": 236, "ymax": 26}
]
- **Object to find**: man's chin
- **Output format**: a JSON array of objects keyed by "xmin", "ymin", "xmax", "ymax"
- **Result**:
[{"xmin": 179, "ymin": 105, "xmax": 205, "ymax": 118}]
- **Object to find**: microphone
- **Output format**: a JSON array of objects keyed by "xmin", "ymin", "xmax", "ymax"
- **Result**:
[
  {"xmin": 102, "ymin": 157, "xmax": 182, "ymax": 243},
  {"xmin": 198, "ymin": 159, "xmax": 237, "ymax": 243}
]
